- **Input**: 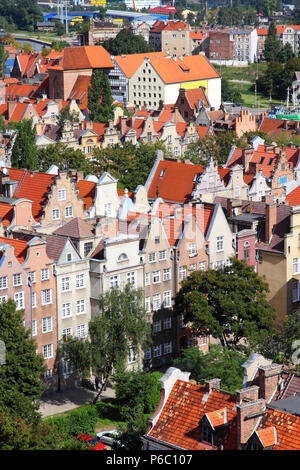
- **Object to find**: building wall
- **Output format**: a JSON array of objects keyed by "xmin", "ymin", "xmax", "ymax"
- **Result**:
[
  {"xmin": 130, "ymin": 60, "xmax": 165, "ymax": 110},
  {"xmin": 207, "ymin": 204, "xmax": 235, "ymax": 269},
  {"xmin": 161, "ymin": 28, "xmax": 192, "ymax": 56},
  {"xmin": 38, "ymin": 171, "xmax": 87, "ymax": 233},
  {"xmin": 209, "ymin": 32, "xmax": 234, "ymax": 60}
]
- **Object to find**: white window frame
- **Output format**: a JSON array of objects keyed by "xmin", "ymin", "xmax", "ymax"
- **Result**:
[
  {"xmin": 42, "ymin": 344, "xmax": 53, "ymax": 359},
  {"xmin": 65, "ymin": 206, "xmax": 73, "ymax": 218},
  {"xmin": 76, "ymin": 299, "xmax": 86, "ymax": 315},
  {"xmin": 58, "ymin": 189, "xmax": 66, "ymax": 201},
  {"xmin": 62, "ymin": 302, "xmax": 72, "ymax": 318},
  {"xmin": 159, "ymin": 250, "xmax": 167, "ymax": 261},
  {"xmin": 0, "ymin": 276, "xmax": 8, "ymax": 289},
  {"xmin": 109, "ymin": 274, "xmax": 120, "ymax": 288},
  {"xmin": 128, "ymin": 345, "xmax": 137, "ymax": 364},
  {"xmin": 189, "ymin": 243, "xmax": 197, "ymax": 257},
  {"xmin": 153, "ymin": 344, "xmax": 162, "ymax": 358},
  {"xmin": 152, "ymin": 270, "xmax": 161, "ymax": 284},
  {"xmin": 126, "ymin": 271, "xmax": 137, "ymax": 287},
  {"xmin": 52, "ymin": 208, "xmax": 60, "ymax": 221},
  {"xmin": 179, "ymin": 266, "xmax": 187, "ymax": 281},
  {"xmin": 42, "ymin": 289, "xmax": 52, "ymax": 306},
  {"xmin": 14, "ymin": 291, "xmax": 24, "ymax": 310},
  {"xmin": 76, "ymin": 324, "xmax": 87, "ymax": 339},
  {"xmin": 164, "ymin": 341, "xmax": 172, "ymax": 355},
  {"xmin": 13, "ymin": 273, "xmax": 22, "ymax": 287},
  {"xmin": 75, "ymin": 274, "xmax": 85, "ymax": 289},
  {"xmin": 163, "ymin": 268, "xmax": 171, "ymax": 281},
  {"xmin": 216, "ymin": 236, "xmax": 224, "ymax": 253},
  {"xmin": 163, "ymin": 291, "xmax": 171, "ymax": 308},
  {"xmin": 145, "ymin": 272, "xmax": 150, "ymax": 286},
  {"xmin": 145, "ymin": 296, "xmax": 151, "ymax": 313},
  {"xmin": 148, "ymin": 252, "xmax": 156, "ymax": 263},
  {"xmin": 42, "ymin": 316, "xmax": 53, "ymax": 334},
  {"xmin": 61, "ymin": 277, "xmax": 71, "ymax": 292},
  {"xmin": 41, "ymin": 268, "xmax": 50, "ymax": 281}
]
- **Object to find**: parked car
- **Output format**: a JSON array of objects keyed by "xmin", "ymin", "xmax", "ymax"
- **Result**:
[
  {"xmin": 77, "ymin": 434, "xmax": 106, "ymax": 450},
  {"xmin": 96, "ymin": 430, "xmax": 121, "ymax": 448}
]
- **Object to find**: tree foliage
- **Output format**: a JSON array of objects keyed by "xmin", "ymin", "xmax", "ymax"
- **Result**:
[
  {"xmin": 113, "ymin": 369, "xmax": 162, "ymax": 421},
  {"xmin": 102, "ymin": 28, "xmax": 154, "ymax": 55},
  {"xmin": 0, "ymin": 0, "xmax": 43, "ymax": 32},
  {"xmin": 60, "ymin": 285, "xmax": 151, "ymax": 403},
  {"xmin": 174, "ymin": 258, "xmax": 276, "ymax": 353},
  {"xmin": 174, "ymin": 345, "xmax": 245, "ymax": 392},
  {"xmin": 88, "ymin": 69, "xmax": 113, "ymax": 123},
  {"xmin": 36, "ymin": 142, "xmax": 91, "ymax": 174},
  {"xmin": 10, "ymin": 120, "xmax": 38, "ymax": 170}
]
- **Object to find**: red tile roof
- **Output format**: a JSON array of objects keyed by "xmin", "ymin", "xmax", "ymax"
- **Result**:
[
  {"xmin": 0, "ymin": 202, "xmax": 13, "ymax": 227},
  {"xmin": 151, "ymin": 20, "xmax": 189, "ymax": 33},
  {"xmin": 6, "ymin": 169, "xmax": 55, "ymax": 221},
  {"xmin": 76, "ymin": 180, "xmax": 96, "ymax": 210},
  {"xmin": 57, "ymin": 46, "xmax": 113, "ymax": 71},
  {"xmin": 184, "ymin": 86, "xmax": 210, "ymax": 109},
  {"xmin": 113, "ymin": 51, "xmax": 168, "ymax": 78},
  {"xmin": 68, "ymin": 74, "xmax": 91, "ymax": 109},
  {"xmin": 285, "ymin": 185, "xmax": 300, "ymax": 206},
  {"xmin": 147, "ymin": 380, "xmax": 237, "ymax": 450},
  {"xmin": 0, "ymin": 236, "xmax": 28, "ymax": 263}
]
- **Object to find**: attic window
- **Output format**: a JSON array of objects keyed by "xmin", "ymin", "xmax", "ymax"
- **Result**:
[
  {"xmin": 268, "ymin": 158, "xmax": 274, "ymax": 165},
  {"xmin": 160, "ymin": 169, "xmax": 166, "ymax": 178},
  {"xmin": 118, "ymin": 253, "xmax": 129, "ymax": 262},
  {"xmin": 259, "ymin": 157, "xmax": 265, "ymax": 164}
]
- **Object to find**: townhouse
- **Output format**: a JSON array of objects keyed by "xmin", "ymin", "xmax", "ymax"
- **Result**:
[
  {"xmin": 257, "ymin": 25, "xmax": 300, "ymax": 58},
  {"xmin": 145, "ymin": 151, "xmax": 249, "ymax": 205},
  {"xmin": 129, "ymin": 54, "xmax": 221, "ymax": 111},
  {"xmin": 225, "ymin": 142, "xmax": 300, "ymax": 202},
  {"xmin": 208, "ymin": 28, "xmax": 258, "ymax": 64},
  {"xmin": 149, "ymin": 20, "xmax": 192, "ymax": 57},
  {"xmin": 0, "ymin": 235, "xmax": 57, "ymax": 376}
]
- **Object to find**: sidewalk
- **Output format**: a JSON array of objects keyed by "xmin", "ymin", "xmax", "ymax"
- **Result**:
[{"xmin": 39, "ymin": 385, "xmax": 115, "ymax": 418}]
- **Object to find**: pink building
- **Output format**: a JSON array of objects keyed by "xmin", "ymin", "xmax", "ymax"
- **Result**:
[{"xmin": 235, "ymin": 229, "xmax": 258, "ymax": 272}]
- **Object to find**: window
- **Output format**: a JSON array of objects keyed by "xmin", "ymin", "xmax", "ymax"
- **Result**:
[
  {"xmin": 13, "ymin": 273, "xmax": 22, "ymax": 287},
  {"xmin": 180, "ymin": 314, "xmax": 186, "ymax": 329},
  {"xmin": 244, "ymin": 242, "xmax": 250, "ymax": 260},
  {"xmin": 145, "ymin": 272, "xmax": 150, "ymax": 286},
  {"xmin": 41, "ymin": 268, "xmax": 49, "ymax": 281},
  {"xmin": 66, "ymin": 252, "xmax": 72, "ymax": 262},
  {"xmin": 58, "ymin": 189, "xmax": 66, "ymax": 201},
  {"xmin": 61, "ymin": 277, "xmax": 70, "ymax": 292},
  {"xmin": 201, "ymin": 422, "xmax": 214, "ymax": 445},
  {"xmin": 31, "ymin": 292, "xmax": 36, "ymax": 308},
  {"xmin": 153, "ymin": 344, "xmax": 162, "ymax": 358},
  {"xmin": 76, "ymin": 274, "xmax": 85, "ymax": 289},
  {"xmin": 65, "ymin": 206, "xmax": 73, "ymax": 218},
  {"xmin": 293, "ymin": 282, "xmax": 300, "ymax": 302},
  {"xmin": 84, "ymin": 242, "xmax": 93, "ymax": 257},
  {"xmin": 145, "ymin": 348, "xmax": 151, "ymax": 360},
  {"xmin": 149, "ymin": 252, "xmax": 156, "ymax": 263},
  {"xmin": 62, "ymin": 328, "xmax": 72, "ymax": 340},
  {"xmin": 163, "ymin": 291, "xmax": 171, "ymax": 308},
  {"xmin": 76, "ymin": 324, "xmax": 87, "ymax": 338},
  {"xmin": 52, "ymin": 208, "xmax": 60, "ymax": 220},
  {"xmin": 126, "ymin": 271, "xmax": 136, "ymax": 287},
  {"xmin": 109, "ymin": 275, "xmax": 119, "ymax": 288},
  {"xmin": 179, "ymin": 266, "xmax": 187, "ymax": 281},
  {"xmin": 190, "ymin": 263, "xmax": 197, "ymax": 272},
  {"xmin": 0, "ymin": 295, "xmax": 7, "ymax": 304},
  {"xmin": 14, "ymin": 291, "xmax": 24, "ymax": 310},
  {"xmin": 153, "ymin": 294, "xmax": 161, "ymax": 312},
  {"xmin": 293, "ymin": 257, "xmax": 300, "ymax": 275},
  {"xmin": 189, "ymin": 243, "xmax": 197, "ymax": 257},
  {"xmin": 28, "ymin": 271, "xmax": 36, "ymax": 284},
  {"xmin": 43, "ymin": 344, "xmax": 53, "ymax": 359},
  {"xmin": 32, "ymin": 320, "xmax": 37, "ymax": 337},
  {"xmin": 163, "ymin": 268, "xmax": 171, "ymax": 281},
  {"xmin": 104, "ymin": 203, "xmax": 112, "ymax": 217},
  {"xmin": 164, "ymin": 342, "xmax": 172, "ymax": 355},
  {"xmin": 145, "ymin": 296, "xmax": 151, "ymax": 313},
  {"xmin": 200, "ymin": 335, "xmax": 207, "ymax": 346},
  {"xmin": 215, "ymin": 260, "xmax": 224, "ymax": 269},
  {"xmin": 0, "ymin": 276, "xmax": 7, "ymax": 289},
  {"xmin": 76, "ymin": 299, "xmax": 86, "ymax": 315},
  {"xmin": 163, "ymin": 317, "xmax": 171, "ymax": 329},
  {"xmin": 216, "ymin": 236, "xmax": 224, "ymax": 252},
  {"xmin": 153, "ymin": 270, "xmax": 161, "ymax": 284},
  {"xmin": 128, "ymin": 345, "xmax": 137, "ymax": 364},
  {"xmin": 159, "ymin": 250, "xmax": 167, "ymax": 261},
  {"xmin": 42, "ymin": 316, "xmax": 53, "ymax": 333},
  {"xmin": 42, "ymin": 289, "xmax": 52, "ymax": 305},
  {"xmin": 62, "ymin": 302, "xmax": 72, "ymax": 318}
]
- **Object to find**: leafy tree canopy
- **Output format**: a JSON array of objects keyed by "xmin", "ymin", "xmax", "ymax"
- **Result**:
[
  {"xmin": 174, "ymin": 345, "xmax": 245, "ymax": 392},
  {"xmin": 88, "ymin": 69, "xmax": 113, "ymax": 123},
  {"xmin": 102, "ymin": 28, "xmax": 154, "ymax": 55},
  {"xmin": 10, "ymin": 119, "xmax": 38, "ymax": 170},
  {"xmin": 174, "ymin": 258, "xmax": 276, "ymax": 352}
]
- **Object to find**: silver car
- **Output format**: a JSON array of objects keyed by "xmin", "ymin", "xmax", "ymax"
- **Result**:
[{"xmin": 96, "ymin": 430, "xmax": 121, "ymax": 447}]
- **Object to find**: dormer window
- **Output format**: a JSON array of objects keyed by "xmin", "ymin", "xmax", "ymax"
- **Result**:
[{"xmin": 118, "ymin": 253, "xmax": 129, "ymax": 262}]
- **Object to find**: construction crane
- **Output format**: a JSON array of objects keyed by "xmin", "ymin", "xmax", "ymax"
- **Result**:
[{"xmin": 132, "ymin": 0, "xmax": 137, "ymax": 12}]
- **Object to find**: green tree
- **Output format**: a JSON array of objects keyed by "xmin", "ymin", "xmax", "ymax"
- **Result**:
[
  {"xmin": 36, "ymin": 142, "xmax": 92, "ymax": 174},
  {"xmin": 0, "ymin": 43, "xmax": 8, "ymax": 79},
  {"xmin": 102, "ymin": 28, "xmax": 154, "ymax": 55},
  {"xmin": 174, "ymin": 258, "xmax": 276, "ymax": 352},
  {"xmin": 88, "ymin": 69, "xmax": 113, "ymax": 123},
  {"xmin": 60, "ymin": 285, "xmax": 151, "ymax": 404},
  {"xmin": 10, "ymin": 119, "xmax": 38, "ymax": 170},
  {"xmin": 113, "ymin": 369, "xmax": 162, "ymax": 421},
  {"xmin": 264, "ymin": 21, "xmax": 282, "ymax": 62},
  {"xmin": 174, "ymin": 345, "xmax": 245, "ymax": 392},
  {"xmin": 56, "ymin": 104, "xmax": 80, "ymax": 137}
]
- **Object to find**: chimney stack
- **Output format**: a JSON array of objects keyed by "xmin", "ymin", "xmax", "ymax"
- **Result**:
[
  {"xmin": 236, "ymin": 398, "xmax": 266, "ymax": 449},
  {"xmin": 265, "ymin": 203, "xmax": 277, "ymax": 243},
  {"xmin": 258, "ymin": 364, "xmax": 282, "ymax": 403},
  {"xmin": 205, "ymin": 378, "xmax": 221, "ymax": 392}
]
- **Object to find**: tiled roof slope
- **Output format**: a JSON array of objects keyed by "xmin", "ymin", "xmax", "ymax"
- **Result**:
[
  {"xmin": 149, "ymin": 54, "xmax": 220, "ymax": 84},
  {"xmin": 261, "ymin": 408, "xmax": 300, "ymax": 450},
  {"xmin": 53, "ymin": 217, "xmax": 93, "ymax": 239},
  {"xmin": 114, "ymin": 51, "xmax": 168, "ymax": 78},
  {"xmin": 285, "ymin": 185, "xmax": 300, "ymax": 206},
  {"xmin": 59, "ymin": 46, "xmax": 113, "ymax": 71},
  {"xmin": 148, "ymin": 380, "xmax": 237, "ymax": 450},
  {"xmin": 0, "ymin": 236, "xmax": 28, "ymax": 262}
]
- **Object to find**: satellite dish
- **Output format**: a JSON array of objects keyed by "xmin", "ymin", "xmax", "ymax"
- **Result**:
[{"xmin": 2, "ymin": 167, "xmax": 8, "ymax": 174}]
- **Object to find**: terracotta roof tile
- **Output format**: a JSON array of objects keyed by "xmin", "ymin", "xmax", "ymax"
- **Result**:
[
  {"xmin": 114, "ymin": 51, "xmax": 168, "ymax": 78},
  {"xmin": 59, "ymin": 46, "xmax": 113, "ymax": 70},
  {"xmin": 76, "ymin": 180, "xmax": 96, "ymax": 210},
  {"xmin": 0, "ymin": 202, "xmax": 13, "ymax": 227},
  {"xmin": 53, "ymin": 217, "xmax": 93, "ymax": 239},
  {"xmin": 0, "ymin": 236, "xmax": 28, "ymax": 263}
]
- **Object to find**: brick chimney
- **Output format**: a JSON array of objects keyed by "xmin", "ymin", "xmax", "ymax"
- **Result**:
[
  {"xmin": 120, "ymin": 116, "xmax": 128, "ymax": 136},
  {"xmin": 265, "ymin": 203, "xmax": 277, "ymax": 243},
  {"xmin": 205, "ymin": 378, "xmax": 221, "ymax": 392},
  {"xmin": 242, "ymin": 148, "xmax": 254, "ymax": 171},
  {"xmin": 258, "ymin": 364, "xmax": 282, "ymax": 403},
  {"xmin": 236, "ymin": 385, "xmax": 259, "ymax": 404},
  {"xmin": 236, "ymin": 398, "xmax": 266, "ymax": 449}
]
